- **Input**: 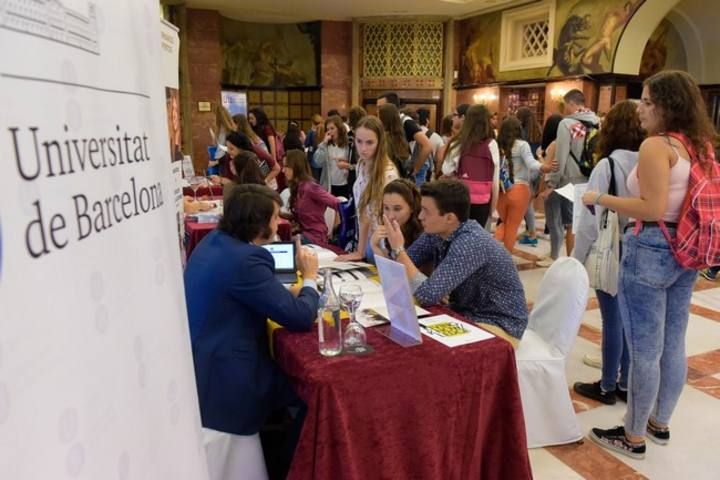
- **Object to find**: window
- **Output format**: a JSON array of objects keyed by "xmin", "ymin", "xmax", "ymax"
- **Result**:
[
  {"xmin": 362, "ymin": 22, "xmax": 444, "ymax": 78},
  {"xmin": 500, "ymin": 0, "xmax": 555, "ymax": 72}
]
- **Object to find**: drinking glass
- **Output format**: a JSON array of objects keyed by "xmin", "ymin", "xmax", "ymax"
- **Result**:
[
  {"xmin": 340, "ymin": 284, "xmax": 366, "ymax": 349},
  {"xmin": 189, "ymin": 176, "xmax": 205, "ymax": 201}
]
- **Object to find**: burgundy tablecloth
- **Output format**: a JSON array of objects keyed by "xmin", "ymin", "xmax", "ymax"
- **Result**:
[
  {"xmin": 274, "ymin": 308, "xmax": 533, "ymax": 480},
  {"xmin": 185, "ymin": 218, "xmax": 292, "ymax": 258},
  {"xmin": 183, "ymin": 185, "xmax": 223, "ymax": 197}
]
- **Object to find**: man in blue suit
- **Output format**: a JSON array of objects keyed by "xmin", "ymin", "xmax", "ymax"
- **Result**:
[{"xmin": 185, "ymin": 184, "xmax": 319, "ymax": 474}]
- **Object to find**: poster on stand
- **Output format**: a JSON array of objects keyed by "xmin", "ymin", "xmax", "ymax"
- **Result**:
[
  {"xmin": 221, "ymin": 90, "xmax": 247, "ymax": 116},
  {"xmin": 0, "ymin": 1, "xmax": 207, "ymax": 478}
]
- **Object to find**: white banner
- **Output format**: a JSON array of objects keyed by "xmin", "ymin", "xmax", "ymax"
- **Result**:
[
  {"xmin": 161, "ymin": 19, "xmax": 180, "ymax": 90},
  {"xmin": 0, "ymin": 1, "xmax": 208, "ymax": 478}
]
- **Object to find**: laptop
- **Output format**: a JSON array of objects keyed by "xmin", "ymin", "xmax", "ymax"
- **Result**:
[{"xmin": 262, "ymin": 242, "xmax": 298, "ymax": 284}]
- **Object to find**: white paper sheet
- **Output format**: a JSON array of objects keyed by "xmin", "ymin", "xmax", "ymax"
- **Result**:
[
  {"xmin": 572, "ymin": 183, "xmax": 588, "ymax": 234},
  {"xmin": 418, "ymin": 315, "xmax": 495, "ymax": 347},
  {"xmin": 554, "ymin": 182, "xmax": 576, "ymax": 202}
]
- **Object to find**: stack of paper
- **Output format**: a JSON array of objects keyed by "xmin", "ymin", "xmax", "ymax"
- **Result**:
[{"xmin": 418, "ymin": 315, "xmax": 494, "ymax": 347}]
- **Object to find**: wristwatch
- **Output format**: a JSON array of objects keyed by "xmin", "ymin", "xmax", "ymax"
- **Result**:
[{"xmin": 391, "ymin": 245, "xmax": 406, "ymax": 257}]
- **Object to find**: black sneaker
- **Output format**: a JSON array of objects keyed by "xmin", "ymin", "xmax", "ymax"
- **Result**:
[
  {"xmin": 647, "ymin": 420, "xmax": 670, "ymax": 445},
  {"xmin": 616, "ymin": 388, "xmax": 628, "ymax": 403},
  {"xmin": 589, "ymin": 426, "xmax": 646, "ymax": 459},
  {"xmin": 573, "ymin": 381, "xmax": 616, "ymax": 405}
]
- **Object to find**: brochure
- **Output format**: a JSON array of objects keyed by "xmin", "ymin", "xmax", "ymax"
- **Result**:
[{"xmin": 418, "ymin": 315, "xmax": 495, "ymax": 347}]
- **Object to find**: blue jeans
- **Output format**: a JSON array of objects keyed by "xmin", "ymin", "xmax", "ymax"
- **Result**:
[
  {"xmin": 618, "ymin": 225, "xmax": 697, "ymax": 436},
  {"xmin": 543, "ymin": 192, "xmax": 573, "ymax": 259},
  {"xmin": 596, "ymin": 289, "xmax": 629, "ymax": 392},
  {"xmin": 524, "ymin": 202, "xmax": 536, "ymax": 235}
]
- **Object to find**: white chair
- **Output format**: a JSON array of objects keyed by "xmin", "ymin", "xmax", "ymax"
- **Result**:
[
  {"xmin": 515, "ymin": 257, "xmax": 589, "ymax": 448},
  {"xmin": 202, "ymin": 428, "xmax": 268, "ymax": 480}
]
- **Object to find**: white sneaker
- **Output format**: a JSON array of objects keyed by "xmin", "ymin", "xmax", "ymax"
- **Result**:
[
  {"xmin": 536, "ymin": 257, "xmax": 555, "ymax": 268},
  {"xmin": 583, "ymin": 354, "xmax": 602, "ymax": 369}
]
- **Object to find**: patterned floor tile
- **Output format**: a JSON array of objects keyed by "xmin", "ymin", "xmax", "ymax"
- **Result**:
[{"xmin": 546, "ymin": 440, "xmax": 648, "ymax": 480}]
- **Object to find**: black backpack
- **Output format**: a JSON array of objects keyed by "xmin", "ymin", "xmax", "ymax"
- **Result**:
[{"xmin": 569, "ymin": 120, "xmax": 600, "ymax": 178}]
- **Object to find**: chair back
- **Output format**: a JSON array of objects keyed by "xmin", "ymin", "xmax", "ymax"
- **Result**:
[{"xmin": 528, "ymin": 257, "xmax": 589, "ymax": 356}]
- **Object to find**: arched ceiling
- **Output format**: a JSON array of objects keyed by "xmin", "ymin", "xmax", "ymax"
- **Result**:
[
  {"xmin": 615, "ymin": 0, "xmax": 718, "ymax": 83},
  {"xmin": 183, "ymin": 0, "xmax": 532, "ymax": 23}
]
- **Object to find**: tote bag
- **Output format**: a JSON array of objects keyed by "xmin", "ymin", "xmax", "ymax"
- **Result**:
[{"xmin": 584, "ymin": 157, "xmax": 620, "ymax": 295}]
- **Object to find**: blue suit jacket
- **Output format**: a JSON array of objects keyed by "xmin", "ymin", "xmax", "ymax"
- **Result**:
[{"xmin": 184, "ymin": 229, "xmax": 319, "ymax": 435}]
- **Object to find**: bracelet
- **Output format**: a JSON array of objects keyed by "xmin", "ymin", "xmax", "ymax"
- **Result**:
[
  {"xmin": 391, "ymin": 245, "xmax": 406, "ymax": 257},
  {"xmin": 594, "ymin": 193, "xmax": 605, "ymax": 205}
]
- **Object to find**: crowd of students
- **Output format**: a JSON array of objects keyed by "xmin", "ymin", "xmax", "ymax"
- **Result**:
[{"xmin": 183, "ymin": 70, "xmax": 719, "ymax": 476}]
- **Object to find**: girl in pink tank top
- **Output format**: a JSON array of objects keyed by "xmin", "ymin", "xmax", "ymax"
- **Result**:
[
  {"xmin": 579, "ymin": 71, "xmax": 717, "ymax": 460},
  {"xmin": 624, "ymin": 139, "xmax": 690, "ymax": 223}
]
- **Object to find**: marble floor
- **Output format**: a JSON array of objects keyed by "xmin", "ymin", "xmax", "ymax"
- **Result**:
[{"xmin": 510, "ymin": 216, "xmax": 720, "ymax": 480}]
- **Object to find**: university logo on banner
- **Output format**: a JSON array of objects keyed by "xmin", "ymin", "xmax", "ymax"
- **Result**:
[{"xmin": 0, "ymin": 1, "xmax": 207, "ymax": 478}]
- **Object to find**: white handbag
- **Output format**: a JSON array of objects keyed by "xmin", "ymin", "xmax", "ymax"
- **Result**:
[{"xmin": 584, "ymin": 157, "xmax": 620, "ymax": 296}]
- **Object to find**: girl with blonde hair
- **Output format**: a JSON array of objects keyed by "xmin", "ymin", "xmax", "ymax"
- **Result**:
[{"xmin": 336, "ymin": 115, "xmax": 399, "ymax": 262}]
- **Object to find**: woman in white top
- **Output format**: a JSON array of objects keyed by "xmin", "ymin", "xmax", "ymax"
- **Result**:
[
  {"xmin": 572, "ymin": 99, "xmax": 644, "ymax": 407},
  {"xmin": 583, "ymin": 71, "xmax": 717, "ymax": 459},
  {"xmin": 494, "ymin": 116, "xmax": 556, "ymax": 252},
  {"xmin": 313, "ymin": 115, "xmax": 351, "ymax": 198},
  {"xmin": 337, "ymin": 115, "xmax": 399, "ymax": 262}
]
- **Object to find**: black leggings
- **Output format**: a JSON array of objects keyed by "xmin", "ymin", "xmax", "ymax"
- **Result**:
[{"xmin": 470, "ymin": 203, "xmax": 491, "ymax": 227}]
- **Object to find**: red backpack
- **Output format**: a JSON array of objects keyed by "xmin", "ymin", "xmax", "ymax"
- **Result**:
[
  {"xmin": 457, "ymin": 139, "xmax": 495, "ymax": 205},
  {"xmin": 661, "ymin": 132, "xmax": 720, "ymax": 270}
]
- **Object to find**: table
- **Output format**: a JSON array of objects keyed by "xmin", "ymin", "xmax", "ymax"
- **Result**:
[
  {"xmin": 273, "ymin": 307, "xmax": 533, "ymax": 480},
  {"xmin": 185, "ymin": 218, "xmax": 292, "ymax": 258}
]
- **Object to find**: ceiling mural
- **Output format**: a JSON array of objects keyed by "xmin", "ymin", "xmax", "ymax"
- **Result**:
[
  {"xmin": 548, "ymin": 0, "xmax": 644, "ymax": 76},
  {"xmin": 458, "ymin": 0, "xmax": 647, "ymax": 86},
  {"xmin": 220, "ymin": 17, "xmax": 320, "ymax": 87},
  {"xmin": 639, "ymin": 18, "xmax": 687, "ymax": 78}
]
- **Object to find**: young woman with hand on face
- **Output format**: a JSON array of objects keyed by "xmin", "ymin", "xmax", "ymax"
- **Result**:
[
  {"xmin": 313, "ymin": 115, "xmax": 352, "ymax": 198},
  {"xmin": 371, "ymin": 179, "xmax": 422, "ymax": 258},
  {"xmin": 336, "ymin": 116, "xmax": 399, "ymax": 262}
]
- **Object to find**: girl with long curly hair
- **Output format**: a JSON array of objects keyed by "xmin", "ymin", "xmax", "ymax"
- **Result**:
[
  {"xmin": 572, "ymin": 99, "xmax": 645, "ymax": 406},
  {"xmin": 584, "ymin": 71, "xmax": 718, "ymax": 459}
]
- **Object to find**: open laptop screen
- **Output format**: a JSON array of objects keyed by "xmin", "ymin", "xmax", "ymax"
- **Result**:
[{"xmin": 262, "ymin": 242, "xmax": 295, "ymax": 272}]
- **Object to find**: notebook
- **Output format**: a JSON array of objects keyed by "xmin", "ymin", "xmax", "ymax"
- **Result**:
[{"xmin": 262, "ymin": 242, "xmax": 298, "ymax": 284}]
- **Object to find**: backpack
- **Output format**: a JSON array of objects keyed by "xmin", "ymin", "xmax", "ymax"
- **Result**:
[
  {"xmin": 569, "ymin": 120, "xmax": 600, "ymax": 177},
  {"xmin": 457, "ymin": 139, "xmax": 494, "ymax": 204},
  {"xmin": 659, "ymin": 133, "xmax": 720, "ymax": 269}
]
